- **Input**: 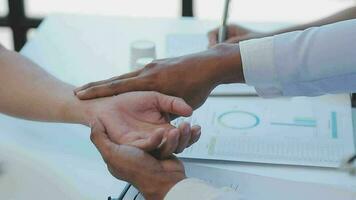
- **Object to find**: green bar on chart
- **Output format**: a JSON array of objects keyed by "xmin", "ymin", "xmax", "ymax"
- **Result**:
[
  {"xmin": 208, "ymin": 137, "xmax": 217, "ymax": 156},
  {"xmin": 331, "ymin": 112, "xmax": 338, "ymax": 139}
]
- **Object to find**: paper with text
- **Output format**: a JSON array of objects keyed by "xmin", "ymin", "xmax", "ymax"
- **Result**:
[{"xmin": 174, "ymin": 95, "xmax": 355, "ymax": 167}]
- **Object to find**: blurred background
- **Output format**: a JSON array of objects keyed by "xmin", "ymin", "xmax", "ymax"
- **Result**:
[{"xmin": 0, "ymin": 0, "xmax": 355, "ymax": 51}]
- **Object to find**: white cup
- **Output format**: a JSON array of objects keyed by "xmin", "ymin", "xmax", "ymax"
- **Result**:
[
  {"xmin": 134, "ymin": 57, "xmax": 155, "ymax": 71},
  {"xmin": 130, "ymin": 40, "xmax": 156, "ymax": 70}
]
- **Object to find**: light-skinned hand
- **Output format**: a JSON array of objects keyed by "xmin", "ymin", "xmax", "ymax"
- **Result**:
[{"xmin": 84, "ymin": 91, "xmax": 201, "ymax": 158}]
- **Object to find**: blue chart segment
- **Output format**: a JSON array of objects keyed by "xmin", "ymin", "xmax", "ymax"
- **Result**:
[
  {"xmin": 270, "ymin": 117, "xmax": 317, "ymax": 128},
  {"xmin": 218, "ymin": 111, "xmax": 260, "ymax": 130},
  {"xmin": 331, "ymin": 111, "xmax": 338, "ymax": 139}
]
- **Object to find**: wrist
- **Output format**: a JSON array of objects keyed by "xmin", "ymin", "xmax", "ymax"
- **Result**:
[
  {"xmin": 208, "ymin": 43, "xmax": 245, "ymax": 86},
  {"xmin": 143, "ymin": 174, "xmax": 186, "ymax": 200},
  {"xmin": 61, "ymin": 93, "xmax": 92, "ymax": 126}
]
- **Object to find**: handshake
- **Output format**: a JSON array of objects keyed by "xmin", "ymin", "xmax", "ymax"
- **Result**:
[{"xmin": 72, "ymin": 44, "xmax": 244, "ymax": 200}]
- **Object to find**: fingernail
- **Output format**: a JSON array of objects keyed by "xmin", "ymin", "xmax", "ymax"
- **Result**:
[
  {"xmin": 184, "ymin": 126, "xmax": 190, "ymax": 135},
  {"xmin": 76, "ymin": 90, "xmax": 84, "ymax": 97},
  {"xmin": 196, "ymin": 126, "xmax": 201, "ymax": 132},
  {"xmin": 195, "ymin": 130, "xmax": 201, "ymax": 142}
]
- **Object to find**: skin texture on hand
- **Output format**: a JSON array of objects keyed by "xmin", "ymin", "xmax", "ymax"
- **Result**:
[
  {"xmin": 84, "ymin": 91, "xmax": 201, "ymax": 158},
  {"xmin": 91, "ymin": 120, "xmax": 186, "ymax": 200},
  {"xmin": 74, "ymin": 44, "xmax": 244, "ymax": 111},
  {"xmin": 207, "ymin": 24, "xmax": 263, "ymax": 47}
]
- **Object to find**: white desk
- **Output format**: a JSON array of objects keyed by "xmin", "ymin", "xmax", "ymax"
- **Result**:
[{"xmin": 1, "ymin": 15, "xmax": 355, "ymax": 199}]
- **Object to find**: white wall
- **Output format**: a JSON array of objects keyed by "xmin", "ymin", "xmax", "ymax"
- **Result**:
[
  {"xmin": 195, "ymin": 0, "xmax": 355, "ymax": 23},
  {"xmin": 1, "ymin": 0, "xmax": 356, "ymax": 50},
  {"xmin": 25, "ymin": 0, "xmax": 180, "ymax": 18}
]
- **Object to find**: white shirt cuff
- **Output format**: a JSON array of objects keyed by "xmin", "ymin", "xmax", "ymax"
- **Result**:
[
  {"xmin": 240, "ymin": 37, "xmax": 283, "ymax": 97},
  {"xmin": 164, "ymin": 178, "xmax": 225, "ymax": 200},
  {"xmin": 255, "ymin": 87, "xmax": 283, "ymax": 98}
]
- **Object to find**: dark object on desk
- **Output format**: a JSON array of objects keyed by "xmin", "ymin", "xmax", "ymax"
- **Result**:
[
  {"xmin": 341, "ymin": 154, "xmax": 356, "ymax": 176},
  {"xmin": 346, "ymin": 154, "xmax": 356, "ymax": 176},
  {"xmin": 352, "ymin": 94, "xmax": 356, "ymax": 107},
  {"xmin": 112, "ymin": 184, "xmax": 144, "ymax": 200},
  {"xmin": 348, "ymin": 154, "xmax": 356, "ymax": 164}
]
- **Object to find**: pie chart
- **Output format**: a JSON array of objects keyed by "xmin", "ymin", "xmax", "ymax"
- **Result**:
[{"xmin": 218, "ymin": 110, "xmax": 260, "ymax": 130}]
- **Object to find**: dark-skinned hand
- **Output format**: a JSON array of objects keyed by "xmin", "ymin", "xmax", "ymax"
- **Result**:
[{"xmin": 75, "ymin": 44, "xmax": 244, "ymax": 111}]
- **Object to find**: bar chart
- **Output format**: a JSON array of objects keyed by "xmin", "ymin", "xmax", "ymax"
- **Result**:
[{"xmin": 177, "ymin": 95, "xmax": 355, "ymax": 167}]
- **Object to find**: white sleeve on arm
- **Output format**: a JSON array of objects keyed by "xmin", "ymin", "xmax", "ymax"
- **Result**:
[
  {"xmin": 240, "ymin": 19, "xmax": 356, "ymax": 97},
  {"xmin": 164, "ymin": 178, "xmax": 239, "ymax": 200}
]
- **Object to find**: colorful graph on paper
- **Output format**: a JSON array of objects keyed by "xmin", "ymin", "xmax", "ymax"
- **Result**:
[{"xmin": 174, "ymin": 95, "xmax": 355, "ymax": 167}]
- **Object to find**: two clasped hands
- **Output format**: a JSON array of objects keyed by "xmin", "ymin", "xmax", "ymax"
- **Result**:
[{"xmin": 73, "ymin": 41, "xmax": 244, "ymax": 199}]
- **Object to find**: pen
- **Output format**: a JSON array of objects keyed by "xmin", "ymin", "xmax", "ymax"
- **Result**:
[
  {"xmin": 108, "ymin": 183, "xmax": 131, "ymax": 200},
  {"xmin": 218, "ymin": 0, "xmax": 231, "ymax": 43},
  {"xmin": 341, "ymin": 154, "xmax": 356, "ymax": 176}
]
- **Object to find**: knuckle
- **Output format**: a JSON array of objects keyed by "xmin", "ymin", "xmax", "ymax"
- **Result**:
[
  {"xmin": 144, "ymin": 62, "xmax": 156, "ymax": 70},
  {"xmin": 108, "ymin": 80, "xmax": 119, "ymax": 89},
  {"xmin": 144, "ymin": 59, "xmax": 165, "ymax": 70}
]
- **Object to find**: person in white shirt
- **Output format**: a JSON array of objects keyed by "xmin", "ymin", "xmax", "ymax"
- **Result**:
[{"xmin": 80, "ymin": 19, "xmax": 356, "ymax": 200}]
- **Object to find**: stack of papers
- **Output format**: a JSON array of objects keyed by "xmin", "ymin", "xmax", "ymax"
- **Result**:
[{"xmin": 174, "ymin": 95, "xmax": 355, "ymax": 167}]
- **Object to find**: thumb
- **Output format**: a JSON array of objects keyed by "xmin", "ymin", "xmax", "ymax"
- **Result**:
[
  {"xmin": 90, "ymin": 119, "xmax": 115, "ymax": 162},
  {"xmin": 155, "ymin": 93, "xmax": 193, "ymax": 117}
]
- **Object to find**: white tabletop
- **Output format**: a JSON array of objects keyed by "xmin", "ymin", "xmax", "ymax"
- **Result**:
[{"xmin": 1, "ymin": 14, "xmax": 355, "ymax": 199}]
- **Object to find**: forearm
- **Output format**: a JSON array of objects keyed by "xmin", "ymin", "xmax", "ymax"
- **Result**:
[
  {"xmin": 208, "ymin": 44, "xmax": 245, "ymax": 85},
  {"xmin": 190, "ymin": 43, "xmax": 244, "ymax": 87},
  {"xmin": 0, "ymin": 45, "xmax": 89, "ymax": 125}
]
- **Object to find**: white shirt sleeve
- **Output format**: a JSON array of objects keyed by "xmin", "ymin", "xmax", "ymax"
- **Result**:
[
  {"xmin": 240, "ymin": 19, "xmax": 356, "ymax": 97},
  {"xmin": 164, "ymin": 178, "xmax": 239, "ymax": 200}
]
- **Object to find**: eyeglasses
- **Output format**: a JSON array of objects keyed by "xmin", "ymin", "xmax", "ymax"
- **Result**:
[{"xmin": 340, "ymin": 154, "xmax": 356, "ymax": 176}]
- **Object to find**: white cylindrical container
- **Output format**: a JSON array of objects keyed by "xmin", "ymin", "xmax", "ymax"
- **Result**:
[
  {"xmin": 130, "ymin": 40, "xmax": 156, "ymax": 70},
  {"xmin": 134, "ymin": 57, "xmax": 155, "ymax": 71}
]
